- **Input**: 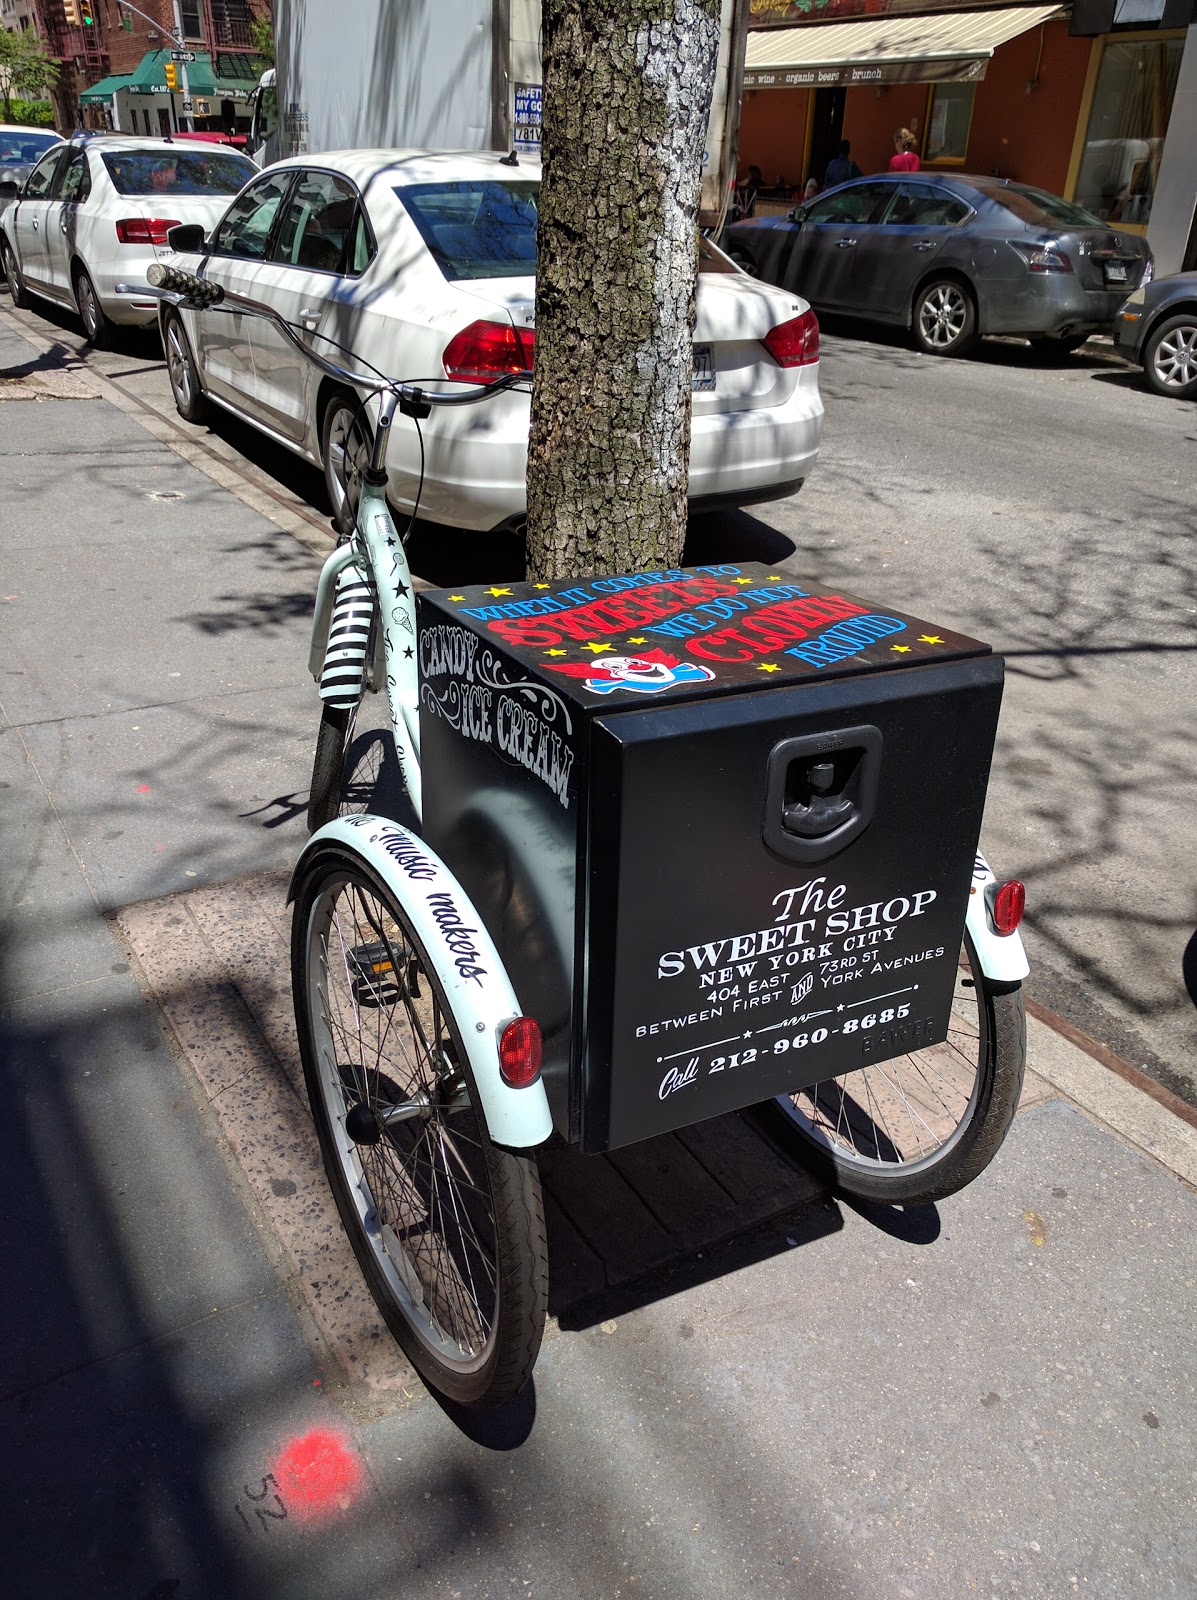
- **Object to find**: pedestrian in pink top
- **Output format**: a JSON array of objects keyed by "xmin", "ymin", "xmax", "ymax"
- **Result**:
[{"xmin": 889, "ymin": 128, "xmax": 920, "ymax": 172}]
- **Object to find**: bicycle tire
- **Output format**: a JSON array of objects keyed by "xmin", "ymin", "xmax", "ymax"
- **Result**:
[
  {"xmin": 770, "ymin": 932, "xmax": 1025, "ymax": 1205},
  {"xmin": 292, "ymin": 847, "xmax": 547, "ymax": 1406},
  {"xmin": 307, "ymin": 703, "xmax": 354, "ymax": 833}
]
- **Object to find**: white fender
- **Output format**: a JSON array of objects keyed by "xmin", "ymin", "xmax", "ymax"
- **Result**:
[
  {"xmin": 965, "ymin": 851, "xmax": 1030, "ymax": 983},
  {"xmin": 290, "ymin": 815, "xmax": 554, "ymax": 1149}
]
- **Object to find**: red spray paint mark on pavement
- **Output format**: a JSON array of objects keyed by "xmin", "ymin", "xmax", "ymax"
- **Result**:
[
  {"xmin": 136, "ymin": 784, "xmax": 151, "ymax": 794},
  {"xmin": 272, "ymin": 1429, "xmax": 363, "ymax": 1520}
]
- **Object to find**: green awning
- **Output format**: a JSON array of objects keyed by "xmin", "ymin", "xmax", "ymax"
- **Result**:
[
  {"xmin": 78, "ymin": 73, "xmax": 135, "ymax": 105},
  {"xmin": 124, "ymin": 49, "xmax": 256, "ymax": 104}
]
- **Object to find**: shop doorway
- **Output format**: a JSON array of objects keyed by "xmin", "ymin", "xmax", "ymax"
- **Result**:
[{"xmin": 808, "ymin": 87, "xmax": 846, "ymax": 190}]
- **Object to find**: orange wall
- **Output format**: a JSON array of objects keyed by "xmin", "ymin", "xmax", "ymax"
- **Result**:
[
  {"xmin": 842, "ymin": 84, "xmax": 928, "ymax": 176},
  {"xmin": 962, "ymin": 20, "xmax": 1093, "ymax": 193},
  {"xmin": 740, "ymin": 20, "xmax": 1094, "ymax": 197},
  {"xmin": 738, "ymin": 88, "xmax": 810, "ymax": 189}
]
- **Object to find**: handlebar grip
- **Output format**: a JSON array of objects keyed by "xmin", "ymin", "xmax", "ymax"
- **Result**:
[{"xmin": 146, "ymin": 262, "xmax": 224, "ymax": 307}]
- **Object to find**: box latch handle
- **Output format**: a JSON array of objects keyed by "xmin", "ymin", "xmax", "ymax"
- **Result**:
[{"xmin": 762, "ymin": 725, "xmax": 882, "ymax": 863}]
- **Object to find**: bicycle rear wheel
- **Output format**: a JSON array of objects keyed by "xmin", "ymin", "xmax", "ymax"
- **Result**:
[
  {"xmin": 292, "ymin": 847, "xmax": 547, "ymax": 1407},
  {"xmin": 771, "ymin": 933, "xmax": 1025, "ymax": 1205}
]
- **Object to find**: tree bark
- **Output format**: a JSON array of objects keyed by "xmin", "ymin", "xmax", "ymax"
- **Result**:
[{"xmin": 525, "ymin": 0, "xmax": 721, "ymax": 582}]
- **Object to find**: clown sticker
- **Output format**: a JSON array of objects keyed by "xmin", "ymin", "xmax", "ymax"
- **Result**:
[{"xmin": 546, "ymin": 648, "xmax": 716, "ymax": 697}]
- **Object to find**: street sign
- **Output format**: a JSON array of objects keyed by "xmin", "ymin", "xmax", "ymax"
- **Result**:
[{"xmin": 170, "ymin": 50, "xmax": 197, "ymax": 62}]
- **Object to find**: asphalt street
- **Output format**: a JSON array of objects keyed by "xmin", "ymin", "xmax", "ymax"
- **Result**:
[
  {"xmin": 3, "ymin": 294, "xmax": 1197, "ymax": 1600},
  {"xmin": 6, "ymin": 290, "xmax": 1192, "ymax": 1099}
]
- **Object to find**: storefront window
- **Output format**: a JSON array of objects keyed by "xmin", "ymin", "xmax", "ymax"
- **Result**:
[
  {"xmin": 924, "ymin": 82, "xmax": 975, "ymax": 163},
  {"xmin": 1074, "ymin": 37, "xmax": 1183, "ymax": 226}
]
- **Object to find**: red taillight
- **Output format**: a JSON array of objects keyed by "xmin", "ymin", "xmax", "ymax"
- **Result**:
[
  {"xmin": 115, "ymin": 217, "xmax": 182, "ymax": 246},
  {"xmin": 1009, "ymin": 241, "xmax": 1073, "ymax": 274},
  {"xmin": 443, "ymin": 319, "xmax": 535, "ymax": 381},
  {"xmin": 498, "ymin": 1017, "xmax": 542, "ymax": 1088},
  {"xmin": 762, "ymin": 309, "xmax": 820, "ymax": 368},
  {"xmin": 989, "ymin": 880, "xmax": 1025, "ymax": 936}
]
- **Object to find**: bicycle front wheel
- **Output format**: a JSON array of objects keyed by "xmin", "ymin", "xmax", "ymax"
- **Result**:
[
  {"xmin": 292, "ymin": 848, "xmax": 547, "ymax": 1406},
  {"xmin": 772, "ymin": 933, "xmax": 1025, "ymax": 1205}
]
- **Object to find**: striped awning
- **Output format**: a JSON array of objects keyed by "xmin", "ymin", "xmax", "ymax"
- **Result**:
[{"xmin": 743, "ymin": 5, "xmax": 1064, "ymax": 87}]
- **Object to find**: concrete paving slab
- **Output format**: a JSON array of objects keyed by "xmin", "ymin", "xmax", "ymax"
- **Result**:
[
  {"xmin": 0, "ymin": 972, "xmax": 292, "ymax": 1386},
  {"xmin": 16, "ymin": 687, "xmax": 315, "ymax": 908},
  {"xmin": 336, "ymin": 1100, "xmax": 1196, "ymax": 1600}
]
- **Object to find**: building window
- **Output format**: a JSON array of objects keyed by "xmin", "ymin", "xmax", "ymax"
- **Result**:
[
  {"xmin": 1074, "ymin": 36, "xmax": 1184, "ymax": 226},
  {"xmin": 924, "ymin": 82, "xmax": 975, "ymax": 164},
  {"xmin": 180, "ymin": 1, "xmax": 203, "ymax": 41}
]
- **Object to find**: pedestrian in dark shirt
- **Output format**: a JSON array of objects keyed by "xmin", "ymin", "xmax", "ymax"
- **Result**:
[{"xmin": 823, "ymin": 140, "xmax": 861, "ymax": 190}]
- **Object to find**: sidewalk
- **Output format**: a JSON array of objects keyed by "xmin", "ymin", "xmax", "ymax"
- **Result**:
[{"xmin": 3, "ymin": 310, "xmax": 1195, "ymax": 1599}]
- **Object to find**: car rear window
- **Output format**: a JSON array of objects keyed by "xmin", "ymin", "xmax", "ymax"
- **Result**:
[
  {"xmin": 0, "ymin": 130, "xmax": 59, "ymax": 163},
  {"xmin": 981, "ymin": 183, "xmax": 1105, "ymax": 230},
  {"xmin": 101, "ymin": 150, "xmax": 256, "ymax": 197},
  {"xmin": 396, "ymin": 181, "xmax": 538, "ymax": 280}
]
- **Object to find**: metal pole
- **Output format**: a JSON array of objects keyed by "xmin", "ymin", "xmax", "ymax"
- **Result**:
[{"xmin": 169, "ymin": 0, "xmax": 193, "ymax": 131}]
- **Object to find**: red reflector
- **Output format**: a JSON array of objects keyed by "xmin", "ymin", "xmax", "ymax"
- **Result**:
[
  {"xmin": 498, "ymin": 1017, "xmax": 542, "ymax": 1087},
  {"xmin": 443, "ymin": 319, "xmax": 535, "ymax": 381},
  {"xmin": 992, "ymin": 880, "xmax": 1025, "ymax": 935},
  {"xmin": 115, "ymin": 217, "xmax": 182, "ymax": 246},
  {"xmin": 762, "ymin": 309, "xmax": 819, "ymax": 368}
]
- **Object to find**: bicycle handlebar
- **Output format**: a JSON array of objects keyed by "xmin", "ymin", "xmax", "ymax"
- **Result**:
[{"xmin": 123, "ymin": 267, "xmax": 532, "ymax": 408}]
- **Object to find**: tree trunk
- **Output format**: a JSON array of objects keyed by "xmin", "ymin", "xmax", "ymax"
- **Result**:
[{"xmin": 525, "ymin": 0, "xmax": 721, "ymax": 583}]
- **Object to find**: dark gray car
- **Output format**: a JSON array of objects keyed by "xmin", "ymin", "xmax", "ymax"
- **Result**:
[
  {"xmin": 1113, "ymin": 271, "xmax": 1197, "ymax": 400},
  {"xmin": 722, "ymin": 173, "xmax": 1152, "ymax": 359}
]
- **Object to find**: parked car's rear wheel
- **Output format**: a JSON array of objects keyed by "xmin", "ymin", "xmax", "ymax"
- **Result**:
[
  {"xmin": 1142, "ymin": 312, "xmax": 1197, "ymax": 400},
  {"xmin": 163, "ymin": 310, "xmax": 209, "ymax": 423},
  {"xmin": 321, "ymin": 389, "xmax": 374, "ymax": 529},
  {"xmin": 73, "ymin": 265, "xmax": 112, "ymax": 349},
  {"xmin": 2, "ymin": 238, "xmax": 32, "ymax": 309},
  {"xmin": 912, "ymin": 278, "xmax": 979, "ymax": 358},
  {"xmin": 729, "ymin": 248, "xmax": 759, "ymax": 277}
]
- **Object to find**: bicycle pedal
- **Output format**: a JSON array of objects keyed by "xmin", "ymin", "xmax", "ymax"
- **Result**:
[{"xmin": 348, "ymin": 941, "xmax": 401, "ymax": 1006}]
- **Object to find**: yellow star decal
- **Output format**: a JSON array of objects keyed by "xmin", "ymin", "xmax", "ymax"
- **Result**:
[
  {"xmin": 767, "ymin": 574, "xmax": 781, "ymax": 581},
  {"xmin": 485, "ymin": 586, "xmax": 512, "ymax": 597},
  {"xmin": 733, "ymin": 577, "xmax": 753, "ymax": 586},
  {"xmin": 758, "ymin": 662, "xmax": 781, "ymax": 673},
  {"xmin": 534, "ymin": 583, "xmax": 550, "ymax": 590},
  {"xmin": 449, "ymin": 594, "xmax": 465, "ymax": 602},
  {"xmin": 891, "ymin": 645, "xmax": 912, "ymax": 653},
  {"xmin": 918, "ymin": 635, "xmax": 943, "ymax": 644},
  {"xmin": 584, "ymin": 642, "xmax": 613, "ymax": 654},
  {"xmin": 627, "ymin": 636, "xmax": 647, "ymax": 645},
  {"xmin": 545, "ymin": 649, "xmax": 567, "ymax": 657}
]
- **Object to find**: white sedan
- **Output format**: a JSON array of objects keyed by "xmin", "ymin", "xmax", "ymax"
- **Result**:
[
  {"xmin": 159, "ymin": 148, "xmax": 824, "ymax": 533},
  {"xmin": 0, "ymin": 134, "xmax": 257, "ymax": 346}
]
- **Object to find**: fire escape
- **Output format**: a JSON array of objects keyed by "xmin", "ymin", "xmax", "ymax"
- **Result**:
[
  {"xmin": 201, "ymin": 0, "xmax": 261, "ymax": 84},
  {"xmin": 37, "ymin": 0, "xmax": 110, "ymax": 108}
]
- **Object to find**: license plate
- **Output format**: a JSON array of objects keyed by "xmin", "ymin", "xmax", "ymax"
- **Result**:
[
  {"xmin": 693, "ymin": 345, "xmax": 715, "ymax": 392},
  {"xmin": 1105, "ymin": 262, "xmax": 1128, "ymax": 283}
]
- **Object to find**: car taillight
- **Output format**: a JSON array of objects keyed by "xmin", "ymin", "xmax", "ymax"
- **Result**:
[
  {"xmin": 762, "ymin": 309, "xmax": 819, "ymax": 367},
  {"xmin": 1009, "ymin": 241, "xmax": 1073, "ymax": 274},
  {"xmin": 443, "ymin": 319, "xmax": 535, "ymax": 380},
  {"xmin": 987, "ymin": 880, "xmax": 1025, "ymax": 936},
  {"xmin": 498, "ymin": 1017, "xmax": 542, "ymax": 1088},
  {"xmin": 115, "ymin": 217, "xmax": 182, "ymax": 246}
]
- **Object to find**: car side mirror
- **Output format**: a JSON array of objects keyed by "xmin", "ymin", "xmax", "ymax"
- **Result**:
[
  {"xmin": 167, "ymin": 222, "xmax": 207, "ymax": 253},
  {"xmin": 0, "ymin": 179, "xmax": 20, "ymax": 203},
  {"xmin": 788, "ymin": 205, "xmax": 806, "ymax": 225}
]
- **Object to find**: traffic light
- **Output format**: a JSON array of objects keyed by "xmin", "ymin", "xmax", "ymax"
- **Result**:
[
  {"xmin": 164, "ymin": 62, "xmax": 178, "ymax": 91},
  {"xmin": 81, "ymin": 6, "xmax": 94, "ymax": 22},
  {"xmin": 63, "ymin": 0, "xmax": 81, "ymax": 24}
]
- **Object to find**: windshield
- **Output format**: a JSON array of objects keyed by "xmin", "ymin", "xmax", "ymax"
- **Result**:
[
  {"xmin": 397, "ymin": 181, "xmax": 538, "ymax": 280},
  {"xmin": 102, "ymin": 150, "xmax": 256, "ymax": 197},
  {"xmin": 0, "ymin": 129, "xmax": 59, "ymax": 164},
  {"xmin": 982, "ymin": 183, "xmax": 1106, "ymax": 230}
]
